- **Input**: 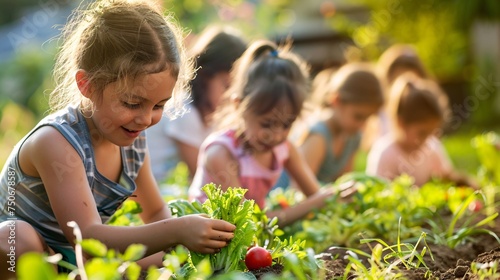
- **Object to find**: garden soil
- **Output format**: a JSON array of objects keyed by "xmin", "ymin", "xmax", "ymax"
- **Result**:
[
  {"xmin": 320, "ymin": 234, "xmax": 500, "ymax": 279},
  {"xmin": 254, "ymin": 216, "xmax": 500, "ymax": 279}
]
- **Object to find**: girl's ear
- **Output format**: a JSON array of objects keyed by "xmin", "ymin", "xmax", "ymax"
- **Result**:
[
  {"xmin": 75, "ymin": 70, "xmax": 91, "ymax": 98},
  {"xmin": 327, "ymin": 93, "xmax": 341, "ymax": 107}
]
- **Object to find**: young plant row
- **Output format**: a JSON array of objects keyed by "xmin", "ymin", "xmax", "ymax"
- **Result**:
[
  {"xmin": 16, "ymin": 184, "xmax": 324, "ymax": 280},
  {"xmin": 16, "ymin": 132, "xmax": 500, "ymax": 279}
]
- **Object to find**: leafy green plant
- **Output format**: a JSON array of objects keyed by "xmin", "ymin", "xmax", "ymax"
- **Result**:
[
  {"xmin": 288, "ymin": 173, "xmax": 431, "ymax": 251},
  {"xmin": 472, "ymin": 132, "xmax": 500, "ymax": 184},
  {"xmin": 17, "ymin": 221, "xmax": 155, "ymax": 280},
  {"xmin": 471, "ymin": 261, "xmax": 500, "ymax": 280},
  {"xmin": 332, "ymin": 227, "xmax": 434, "ymax": 280},
  {"xmin": 168, "ymin": 184, "xmax": 323, "ymax": 278},
  {"xmin": 360, "ymin": 225, "xmax": 434, "ymax": 272},
  {"xmin": 160, "ymin": 245, "xmax": 213, "ymax": 279},
  {"xmin": 107, "ymin": 199, "xmax": 143, "ymax": 226},
  {"xmin": 17, "ymin": 253, "xmax": 68, "ymax": 280},
  {"xmin": 472, "ymin": 132, "xmax": 500, "ymax": 217},
  {"xmin": 168, "ymin": 183, "xmax": 257, "ymax": 274},
  {"xmin": 251, "ymin": 206, "xmax": 284, "ymax": 249},
  {"xmin": 260, "ymin": 248, "xmax": 325, "ymax": 280},
  {"xmin": 342, "ymin": 244, "xmax": 405, "ymax": 280},
  {"xmin": 424, "ymin": 190, "xmax": 500, "ymax": 249}
]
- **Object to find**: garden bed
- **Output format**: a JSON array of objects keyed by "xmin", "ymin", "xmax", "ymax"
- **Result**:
[{"xmin": 322, "ymin": 232, "xmax": 500, "ymax": 279}]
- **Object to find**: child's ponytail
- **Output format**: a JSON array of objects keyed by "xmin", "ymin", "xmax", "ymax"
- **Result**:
[{"xmin": 214, "ymin": 40, "xmax": 310, "ymax": 134}]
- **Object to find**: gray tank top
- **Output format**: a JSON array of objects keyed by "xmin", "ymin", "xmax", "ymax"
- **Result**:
[
  {"xmin": 309, "ymin": 121, "xmax": 361, "ymax": 183},
  {"xmin": 0, "ymin": 105, "xmax": 146, "ymax": 250}
]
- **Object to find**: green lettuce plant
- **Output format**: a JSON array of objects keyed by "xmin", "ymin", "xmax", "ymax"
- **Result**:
[{"xmin": 168, "ymin": 183, "xmax": 257, "ymax": 274}]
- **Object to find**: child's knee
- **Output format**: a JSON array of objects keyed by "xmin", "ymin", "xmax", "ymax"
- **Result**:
[{"xmin": 0, "ymin": 220, "xmax": 46, "ymax": 255}]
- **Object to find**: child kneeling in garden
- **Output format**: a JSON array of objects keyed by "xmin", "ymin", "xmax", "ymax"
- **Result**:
[
  {"xmin": 0, "ymin": 0, "xmax": 235, "ymax": 277},
  {"xmin": 188, "ymin": 40, "xmax": 352, "ymax": 228},
  {"xmin": 366, "ymin": 73, "xmax": 477, "ymax": 188}
]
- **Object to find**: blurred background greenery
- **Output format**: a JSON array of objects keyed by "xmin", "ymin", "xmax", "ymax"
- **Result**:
[{"xmin": 0, "ymin": 0, "xmax": 499, "ymax": 173}]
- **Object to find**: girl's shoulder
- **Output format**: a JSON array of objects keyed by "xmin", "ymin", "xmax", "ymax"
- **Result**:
[
  {"xmin": 24, "ymin": 106, "xmax": 88, "ymax": 153},
  {"xmin": 203, "ymin": 129, "xmax": 240, "ymax": 153},
  {"xmin": 308, "ymin": 120, "xmax": 330, "ymax": 137},
  {"xmin": 370, "ymin": 134, "xmax": 398, "ymax": 154}
]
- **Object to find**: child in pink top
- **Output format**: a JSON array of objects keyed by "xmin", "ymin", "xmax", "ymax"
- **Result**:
[
  {"xmin": 366, "ymin": 73, "xmax": 476, "ymax": 187},
  {"xmin": 367, "ymin": 134, "xmax": 453, "ymax": 186},
  {"xmin": 190, "ymin": 130, "xmax": 289, "ymax": 208},
  {"xmin": 189, "ymin": 40, "xmax": 347, "ymax": 227}
]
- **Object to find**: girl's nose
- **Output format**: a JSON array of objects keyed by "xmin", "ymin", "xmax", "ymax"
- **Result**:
[
  {"xmin": 273, "ymin": 126, "xmax": 287, "ymax": 143},
  {"xmin": 135, "ymin": 109, "xmax": 153, "ymax": 127}
]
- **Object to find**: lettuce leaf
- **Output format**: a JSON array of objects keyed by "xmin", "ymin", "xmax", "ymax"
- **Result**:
[{"xmin": 168, "ymin": 183, "xmax": 256, "ymax": 273}]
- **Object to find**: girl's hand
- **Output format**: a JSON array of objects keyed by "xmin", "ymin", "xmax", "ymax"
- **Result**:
[
  {"xmin": 337, "ymin": 180, "xmax": 358, "ymax": 199},
  {"xmin": 177, "ymin": 214, "xmax": 236, "ymax": 254}
]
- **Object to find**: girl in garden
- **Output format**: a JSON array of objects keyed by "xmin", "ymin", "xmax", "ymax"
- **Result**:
[
  {"xmin": 362, "ymin": 44, "xmax": 430, "ymax": 150},
  {"xmin": 188, "ymin": 40, "xmax": 352, "ymax": 228},
  {"xmin": 0, "ymin": 0, "xmax": 236, "ymax": 276},
  {"xmin": 147, "ymin": 25, "xmax": 247, "ymax": 182},
  {"xmin": 297, "ymin": 63, "xmax": 384, "ymax": 184},
  {"xmin": 366, "ymin": 73, "xmax": 475, "ymax": 187}
]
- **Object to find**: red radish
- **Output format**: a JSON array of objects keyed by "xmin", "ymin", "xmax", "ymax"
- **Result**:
[{"xmin": 245, "ymin": 246, "xmax": 272, "ymax": 271}]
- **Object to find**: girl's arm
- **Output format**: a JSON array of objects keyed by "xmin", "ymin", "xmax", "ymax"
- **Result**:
[
  {"xmin": 203, "ymin": 144, "xmax": 242, "ymax": 191},
  {"xmin": 267, "ymin": 143, "xmax": 334, "ymax": 227},
  {"xmin": 203, "ymin": 142, "xmax": 336, "ymax": 228},
  {"xmin": 130, "ymin": 150, "xmax": 171, "ymax": 223},
  {"xmin": 298, "ymin": 132, "xmax": 326, "ymax": 176},
  {"xmin": 285, "ymin": 143, "xmax": 320, "ymax": 196},
  {"xmin": 267, "ymin": 188, "xmax": 335, "ymax": 228},
  {"xmin": 175, "ymin": 140, "xmax": 199, "ymax": 179},
  {"xmin": 27, "ymin": 127, "xmax": 234, "ymax": 256}
]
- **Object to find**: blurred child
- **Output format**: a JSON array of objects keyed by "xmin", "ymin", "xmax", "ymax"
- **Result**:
[
  {"xmin": 362, "ymin": 44, "xmax": 430, "ymax": 150},
  {"xmin": 147, "ymin": 25, "xmax": 247, "ymax": 182},
  {"xmin": 378, "ymin": 44, "xmax": 429, "ymax": 90},
  {"xmin": 366, "ymin": 73, "xmax": 474, "ymax": 187},
  {"xmin": 298, "ymin": 63, "xmax": 384, "ymax": 184},
  {"xmin": 0, "ymin": 1, "xmax": 235, "ymax": 276},
  {"xmin": 188, "ymin": 40, "xmax": 348, "ymax": 227},
  {"xmin": 270, "ymin": 66, "xmax": 337, "ymax": 190}
]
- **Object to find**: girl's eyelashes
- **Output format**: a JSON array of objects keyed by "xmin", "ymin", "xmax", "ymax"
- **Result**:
[
  {"xmin": 260, "ymin": 122, "xmax": 272, "ymax": 129},
  {"xmin": 154, "ymin": 104, "xmax": 166, "ymax": 110},
  {"xmin": 122, "ymin": 101, "xmax": 141, "ymax": 109},
  {"xmin": 259, "ymin": 120, "xmax": 295, "ymax": 129},
  {"xmin": 121, "ymin": 99, "xmax": 168, "ymax": 110}
]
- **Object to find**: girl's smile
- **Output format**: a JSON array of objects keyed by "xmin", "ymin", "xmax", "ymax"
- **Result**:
[{"xmin": 121, "ymin": 126, "xmax": 143, "ymax": 138}]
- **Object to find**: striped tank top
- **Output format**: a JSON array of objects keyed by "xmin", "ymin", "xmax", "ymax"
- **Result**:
[{"xmin": 0, "ymin": 105, "xmax": 146, "ymax": 251}]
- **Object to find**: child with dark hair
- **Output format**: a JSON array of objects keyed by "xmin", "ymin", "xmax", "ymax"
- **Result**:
[
  {"xmin": 147, "ymin": 25, "xmax": 247, "ymax": 181},
  {"xmin": 298, "ymin": 63, "xmax": 384, "ymax": 183},
  {"xmin": 366, "ymin": 73, "xmax": 475, "ymax": 187},
  {"xmin": 363, "ymin": 44, "xmax": 430, "ymax": 150},
  {"xmin": 188, "ymin": 40, "xmax": 347, "ymax": 227}
]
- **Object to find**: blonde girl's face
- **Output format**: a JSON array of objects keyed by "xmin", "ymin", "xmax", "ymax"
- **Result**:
[
  {"xmin": 88, "ymin": 70, "xmax": 176, "ymax": 146},
  {"xmin": 242, "ymin": 98, "xmax": 297, "ymax": 153},
  {"xmin": 398, "ymin": 118, "xmax": 442, "ymax": 151},
  {"xmin": 335, "ymin": 102, "xmax": 380, "ymax": 135}
]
